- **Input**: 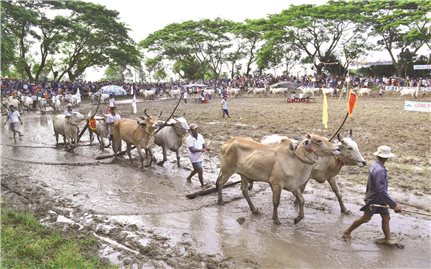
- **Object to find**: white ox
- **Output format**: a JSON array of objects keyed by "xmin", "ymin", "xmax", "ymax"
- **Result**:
[
  {"xmin": 167, "ymin": 89, "xmax": 181, "ymax": 99},
  {"xmin": 321, "ymin": 87, "xmax": 338, "ymax": 96},
  {"xmin": 53, "ymin": 112, "xmax": 86, "ymax": 151},
  {"xmin": 251, "ymin": 87, "xmax": 266, "ymax": 96},
  {"xmin": 227, "ymin": 88, "xmax": 241, "ymax": 98},
  {"xmin": 261, "ymin": 130, "xmax": 366, "ymax": 214},
  {"xmin": 399, "ymin": 87, "xmax": 418, "ymax": 99},
  {"xmin": 140, "ymin": 89, "xmax": 157, "ymax": 99},
  {"xmin": 21, "ymin": 96, "xmax": 33, "ymax": 111},
  {"xmin": 216, "ymin": 134, "xmax": 341, "ymax": 224},
  {"xmin": 298, "ymin": 86, "xmax": 320, "ymax": 98},
  {"xmin": 154, "ymin": 115, "xmax": 190, "ymax": 167},
  {"xmin": 356, "ymin": 87, "xmax": 371, "ymax": 97},
  {"xmin": 91, "ymin": 92, "xmax": 110, "ymax": 104},
  {"xmin": 88, "ymin": 115, "xmax": 110, "ymax": 149}
]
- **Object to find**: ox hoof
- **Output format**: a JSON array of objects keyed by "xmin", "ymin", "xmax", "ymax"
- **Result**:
[
  {"xmin": 217, "ymin": 200, "xmax": 225, "ymax": 206},
  {"xmin": 273, "ymin": 219, "xmax": 281, "ymax": 225},
  {"xmin": 251, "ymin": 208, "xmax": 259, "ymax": 215},
  {"xmin": 342, "ymin": 209, "xmax": 351, "ymax": 215},
  {"xmin": 294, "ymin": 217, "xmax": 303, "ymax": 225},
  {"xmin": 157, "ymin": 161, "xmax": 164, "ymax": 166}
]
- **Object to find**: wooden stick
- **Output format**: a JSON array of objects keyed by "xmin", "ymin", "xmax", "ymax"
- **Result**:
[
  {"xmin": 370, "ymin": 204, "xmax": 431, "ymax": 217},
  {"xmin": 186, "ymin": 180, "xmax": 241, "ymax": 199}
]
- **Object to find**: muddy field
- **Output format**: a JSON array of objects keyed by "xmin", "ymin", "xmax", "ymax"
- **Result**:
[{"xmin": 1, "ymin": 92, "xmax": 430, "ymax": 268}]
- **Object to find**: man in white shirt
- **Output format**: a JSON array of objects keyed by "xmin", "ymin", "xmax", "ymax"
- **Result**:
[
  {"xmin": 221, "ymin": 97, "xmax": 230, "ymax": 118},
  {"xmin": 106, "ymin": 106, "xmax": 121, "ymax": 144},
  {"xmin": 186, "ymin": 123, "xmax": 210, "ymax": 187},
  {"xmin": 4, "ymin": 105, "xmax": 23, "ymax": 143}
]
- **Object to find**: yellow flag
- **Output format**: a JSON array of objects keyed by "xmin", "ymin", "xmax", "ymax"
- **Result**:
[{"xmin": 322, "ymin": 92, "xmax": 328, "ymax": 129}]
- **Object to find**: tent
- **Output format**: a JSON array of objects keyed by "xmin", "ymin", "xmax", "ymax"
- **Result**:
[{"xmin": 100, "ymin": 85, "xmax": 127, "ymax": 96}]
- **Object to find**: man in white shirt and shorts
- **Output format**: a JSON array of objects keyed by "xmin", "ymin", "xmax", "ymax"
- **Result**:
[{"xmin": 186, "ymin": 123, "xmax": 210, "ymax": 187}]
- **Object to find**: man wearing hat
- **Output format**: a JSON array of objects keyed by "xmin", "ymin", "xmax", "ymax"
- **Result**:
[
  {"xmin": 342, "ymin": 145, "xmax": 402, "ymax": 243},
  {"xmin": 106, "ymin": 106, "xmax": 121, "ymax": 145},
  {"xmin": 186, "ymin": 123, "xmax": 210, "ymax": 187},
  {"xmin": 4, "ymin": 105, "xmax": 23, "ymax": 143}
]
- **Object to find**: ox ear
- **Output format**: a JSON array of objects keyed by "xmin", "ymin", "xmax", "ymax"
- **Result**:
[
  {"xmin": 306, "ymin": 134, "xmax": 311, "ymax": 139},
  {"xmin": 349, "ymin": 129, "xmax": 353, "ymax": 138},
  {"xmin": 289, "ymin": 143, "xmax": 295, "ymax": 151}
]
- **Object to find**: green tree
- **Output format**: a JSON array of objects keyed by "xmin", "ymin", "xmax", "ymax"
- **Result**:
[
  {"xmin": 268, "ymin": 1, "xmax": 367, "ymax": 75},
  {"xmin": 361, "ymin": 0, "xmax": 431, "ymax": 77},
  {"xmin": 2, "ymin": 1, "xmax": 140, "ymax": 82}
]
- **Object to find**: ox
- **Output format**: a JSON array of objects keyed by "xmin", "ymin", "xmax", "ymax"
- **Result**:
[
  {"xmin": 251, "ymin": 88, "xmax": 266, "ymax": 96},
  {"xmin": 261, "ymin": 130, "xmax": 366, "ymax": 214},
  {"xmin": 140, "ymin": 89, "xmax": 157, "ymax": 99},
  {"xmin": 270, "ymin": 88, "xmax": 289, "ymax": 96},
  {"xmin": 216, "ymin": 134, "xmax": 340, "ymax": 224},
  {"xmin": 321, "ymin": 87, "xmax": 337, "ymax": 96},
  {"xmin": 399, "ymin": 87, "xmax": 418, "ymax": 99},
  {"xmin": 53, "ymin": 112, "xmax": 86, "ymax": 151},
  {"xmin": 227, "ymin": 88, "xmax": 241, "ymax": 98},
  {"xmin": 298, "ymin": 86, "xmax": 320, "ymax": 98},
  {"xmin": 153, "ymin": 115, "xmax": 190, "ymax": 167},
  {"xmin": 88, "ymin": 115, "xmax": 110, "ymax": 149},
  {"xmin": 356, "ymin": 88, "xmax": 371, "ymax": 97},
  {"xmin": 21, "ymin": 96, "xmax": 33, "ymax": 111},
  {"xmin": 167, "ymin": 89, "xmax": 181, "ymax": 99},
  {"xmin": 112, "ymin": 109, "xmax": 162, "ymax": 169}
]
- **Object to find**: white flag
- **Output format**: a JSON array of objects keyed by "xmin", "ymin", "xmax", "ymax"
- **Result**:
[
  {"xmin": 132, "ymin": 94, "xmax": 137, "ymax": 114},
  {"xmin": 131, "ymin": 85, "xmax": 134, "ymax": 95}
]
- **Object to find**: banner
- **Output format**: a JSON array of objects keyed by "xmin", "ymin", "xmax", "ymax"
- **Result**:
[
  {"xmin": 322, "ymin": 93, "xmax": 328, "ymax": 129},
  {"xmin": 347, "ymin": 90, "xmax": 358, "ymax": 117},
  {"xmin": 404, "ymin": 101, "xmax": 431, "ymax": 112}
]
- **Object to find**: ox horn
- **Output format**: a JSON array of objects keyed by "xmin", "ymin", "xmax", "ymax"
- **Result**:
[
  {"xmin": 144, "ymin": 108, "xmax": 149, "ymax": 118},
  {"xmin": 158, "ymin": 111, "xmax": 163, "ymax": 118},
  {"xmin": 349, "ymin": 129, "xmax": 353, "ymax": 138},
  {"xmin": 337, "ymin": 133, "xmax": 344, "ymax": 142}
]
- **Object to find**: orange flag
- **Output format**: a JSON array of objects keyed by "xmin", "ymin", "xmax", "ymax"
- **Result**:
[{"xmin": 347, "ymin": 90, "xmax": 358, "ymax": 117}]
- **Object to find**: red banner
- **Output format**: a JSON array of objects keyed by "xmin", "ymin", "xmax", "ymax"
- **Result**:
[
  {"xmin": 347, "ymin": 90, "xmax": 358, "ymax": 117},
  {"xmin": 89, "ymin": 118, "xmax": 97, "ymax": 131}
]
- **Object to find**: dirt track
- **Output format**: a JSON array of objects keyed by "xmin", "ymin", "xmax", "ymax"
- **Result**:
[{"xmin": 1, "ymin": 93, "xmax": 430, "ymax": 268}]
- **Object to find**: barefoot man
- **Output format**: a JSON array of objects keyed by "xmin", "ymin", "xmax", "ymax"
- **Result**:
[{"xmin": 342, "ymin": 145, "xmax": 402, "ymax": 244}]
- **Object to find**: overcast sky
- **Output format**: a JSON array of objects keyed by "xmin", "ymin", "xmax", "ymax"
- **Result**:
[{"xmin": 89, "ymin": 0, "xmax": 328, "ymax": 42}]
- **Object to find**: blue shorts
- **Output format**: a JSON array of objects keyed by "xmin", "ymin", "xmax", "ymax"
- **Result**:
[
  {"xmin": 360, "ymin": 204, "xmax": 390, "ymax": 216},
  {"xmin": 192, "ymin": 161, "xmax": 203, "ymax": 170}
]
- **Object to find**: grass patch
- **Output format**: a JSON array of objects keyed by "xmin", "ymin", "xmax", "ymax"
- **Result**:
[{"xmin": 1, "ymin": 205, "xmax": 117, "ymax": 269}]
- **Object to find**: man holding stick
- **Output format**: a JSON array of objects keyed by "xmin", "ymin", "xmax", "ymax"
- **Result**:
[{"xmin": 342, "ymin": 145, "xmax": 402, "ymax": 244}]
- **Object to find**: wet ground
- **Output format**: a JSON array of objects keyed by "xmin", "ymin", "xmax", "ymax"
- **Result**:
[{"xmin": 1, "ymin": 95, "xmax": 430, "ymax": 268}]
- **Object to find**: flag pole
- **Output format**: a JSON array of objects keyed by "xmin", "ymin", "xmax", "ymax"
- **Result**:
[{"xmin": 329, "ymin": 73, "xmax": 350, "ymax": 141}]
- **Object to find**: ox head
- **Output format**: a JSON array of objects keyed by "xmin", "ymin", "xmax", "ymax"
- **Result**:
[
  {"xmin": 302, "ymin": 134, "xmax": 340, "ymax": 157},
  {"xmin": 172, "ymin": 113, "xmax": 189, "ymax": 135},
  {"xmin": 138, "ymin": 108, "xmax": 162, "ymax": 133},
  {"xmin": 336, "ymin": 130, "xmax": 367, "ymax": 167}
]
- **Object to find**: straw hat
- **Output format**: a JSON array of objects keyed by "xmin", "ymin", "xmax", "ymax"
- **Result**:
[{"xmin": 373, "ymin": 145, "xmax": 395, "ymax": 158}]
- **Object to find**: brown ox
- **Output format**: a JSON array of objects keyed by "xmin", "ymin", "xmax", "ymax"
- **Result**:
[
  {"xmin": 261, "ymin": 130, "xmax": 367, "ymax": 214},
  {"xmin": 216, "ymin": 134, "xmax": 340, "ymax": 225},
  {"xmin": 112, "ymin": 109, "xmax": 162, "ymax": 169}
]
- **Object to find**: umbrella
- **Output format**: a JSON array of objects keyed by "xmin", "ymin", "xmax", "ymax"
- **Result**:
[
  {"xmin": 100, "ymin": 85, "xmax": 127, "ymax": 96},
  {"xmin": 270, "ymin": 81, "xmax": 301, "ymax": 89}
]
